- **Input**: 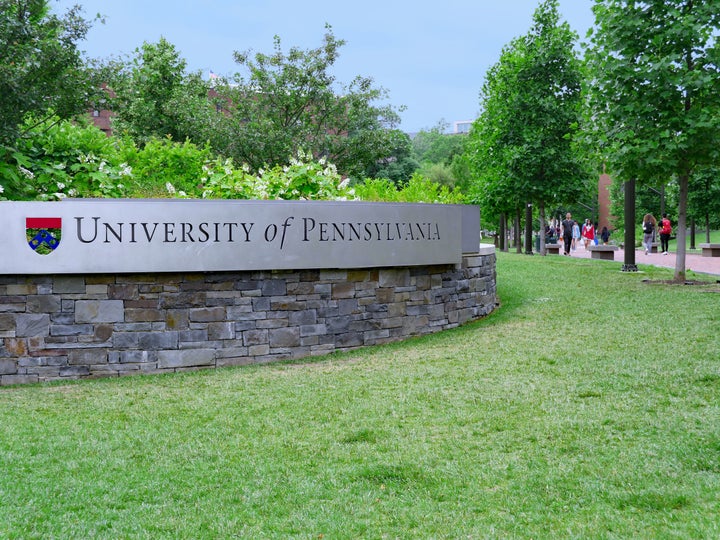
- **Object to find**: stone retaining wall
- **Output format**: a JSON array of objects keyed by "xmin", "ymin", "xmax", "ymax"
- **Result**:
[{"xmin": 0, "ymin": 248, "xmax": 496, "ymax": 385}]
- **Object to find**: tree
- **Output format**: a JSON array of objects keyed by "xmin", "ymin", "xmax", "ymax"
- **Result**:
[
  {"xmin": 361, "ymin": 129, "xmax": 419, "ymax": 184},
  {"xmin": 109, "ymin": 37, "xmax": 219, "ymax": 145},
  {"xmin": 684, "ymin": 168, "xmax": 720, "ymax": 242},
  {"xmin": 0, "ymin": 0, "xmax": 99, "ymax": 147},
  {"xmin": 466, "ymin": 0, "xmax": 587, "ymax": 253},
  {"xmin": 585, "ymin": 0, "xmax": 720, "ymax": 281},
  {"xmin": 412, "ymin": 121, "xmax": 466, "ymax": 166},
  {"xmin": 213, "ymin": 25, "xmax": 403, "ymax": 178}
]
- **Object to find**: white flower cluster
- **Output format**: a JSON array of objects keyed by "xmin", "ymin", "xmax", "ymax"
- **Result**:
[
  {"xmin": 119, "ymin": 163, "xmax": 132, "ymax": 176},
  {"xmin": 19, "ymin": 166, "xmax": 35, "ymax": 179}
]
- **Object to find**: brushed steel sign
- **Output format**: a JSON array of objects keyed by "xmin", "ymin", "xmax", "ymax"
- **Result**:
[{"xmin": 1, "ymin": 200, "xmax": 470, "ymax": 274}]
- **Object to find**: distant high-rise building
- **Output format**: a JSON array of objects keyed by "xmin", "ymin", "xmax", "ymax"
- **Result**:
[{"xmin": 453, "ymin": 120, "xmax": 473, "ymax": 134}]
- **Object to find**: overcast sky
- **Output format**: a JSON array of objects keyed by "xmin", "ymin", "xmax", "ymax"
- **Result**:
[{"xmin": 52, "ymin": 0, "xmax": 596, "ymax": 133}]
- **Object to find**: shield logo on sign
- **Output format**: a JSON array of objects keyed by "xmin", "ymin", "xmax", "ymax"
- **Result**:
[{"xmin": 26, "ymin": 217, "xmax": 62, "ymax": 255}]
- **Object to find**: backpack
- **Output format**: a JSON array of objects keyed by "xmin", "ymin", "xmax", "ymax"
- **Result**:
[
  {"xmin": 661, "ymin": 218, "xmax": 672, "ymax": 235},
  {"xmin": 644, "ymin": 221, "xmax": 654, "ymax": 234}
]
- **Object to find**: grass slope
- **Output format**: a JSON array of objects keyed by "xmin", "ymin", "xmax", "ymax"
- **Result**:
[{"xmin": 1, "ymin": 253, "xmax": 719, "ymax": 538}]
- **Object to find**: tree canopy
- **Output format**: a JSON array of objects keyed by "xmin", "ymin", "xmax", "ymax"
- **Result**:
[
  {"xmin": 206, "ymin": 25, "xmax": 403, "ymax": 178},
  {"xmin": 467, "ymin": 0, "xmax": 588, "ymax": 246},
  {"xmin": 0, "ymin": 0, "xmax": 99, "ymax": 147},
  {"xmin": 585, "ymin": 0, "xmax": 720, "ymax": 280},
  {"xmin": 106, "ymin": 37, "xmax": 223, "ymax": 146}
]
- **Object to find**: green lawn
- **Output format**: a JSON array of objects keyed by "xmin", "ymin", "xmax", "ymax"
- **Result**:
[
  {"xmin": 1, "ymin": 253, "xmax": 719, "ymax": 538},
  {"xmin": 679, "ymin": 229, "xmax": 720, "ymax": 252}
]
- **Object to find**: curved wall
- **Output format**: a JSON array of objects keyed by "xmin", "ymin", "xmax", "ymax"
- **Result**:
[{"xmin": 0, "ymin": 247, "xmax": 496, "ymax": 385}]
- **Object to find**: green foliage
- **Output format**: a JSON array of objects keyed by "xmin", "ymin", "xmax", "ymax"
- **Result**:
[
  {"xmin": 193, "ymin": 158, "xmax": 256, "ymax": 200},
  {"xmin": 687, "ymin": 167, "xmax": 720, "ymax": 232},
  {"xmin": 467, "ymin": 0, "xmax": 588, "ymax": 225},
  {"xmin": 212, "ymin": 25, "xmax": 403, "ymax": 178},
  {"xmin": 108, "ymin": 38, "xmax": 216, "ymax": 145},
  {"xmin": 408, "ymin": 122, "xmax": 467, "ymax": 189},
  {"xmin": 360, "ymin": 129, "xmax": 418, "ymax": 184},
  {"xmin": 200, "ymin": 150, "xmax": 353, "ymax": 201},
  {"xmin": 415, "ymin": 162, "xmax": 456, "ymax": 188},
  {"xmin": 353, "ymin": 173, "xmax": 465, "ymax": 204},
  {"xmin": 0, "ymin": 0, "xmax": 101, "ymax": 147},
  {"xmin": 0, "ymin": 119, "xmax": 453, "ymax": 204},
  {"xmin": 411, "ymin": 121, "xmax": 466, "ymax": 166},
  {"xmin": 351, "ymin": 177, "xmax": 400, "ymax": 201},
  {"xmin": 585, "ymin": 0, "xmax": 720, "ymax": 280},
  {"xmin": 126, "ymin": 137, "xmax": 211, "ymax": 196},
  {"xmin": 1, "ymin": 118, "xmax": 130, "ymax": 200},
  {"xmin": 255, "ymin": 152, "xmax": 353, "ymax": 200}
]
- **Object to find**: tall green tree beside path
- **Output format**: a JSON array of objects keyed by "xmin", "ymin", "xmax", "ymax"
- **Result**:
[
  {"xmin": 109, "ymin": 37, "xmax": 219, "ymax": 145},
  {"xmin": 214, "ymin": 25, "xmax": 403, "ymax": 178},
  {"xmin": 466, "ymin": 0, "xmax": 587, "ymax": 253},
  {"xmin": 0, "ymin": 0, "xmax": 99, "ymax": 147},
  {"xmin": 585, "ymin": 0, "xmax": 720, "ymax": 282}
]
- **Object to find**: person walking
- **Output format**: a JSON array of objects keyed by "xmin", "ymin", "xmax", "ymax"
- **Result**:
[
  {"xmin": 561, "ymin": 213, "xmax": 574, "ymax": 255},
  {"xmin": 600, "ymin": 226, "xmax": 610, "ymax": 245},
  {"xmin": 581, "ymin": 219, "xmax": 595, "ymax": 249},
  {"xmin": 642, "ymin": 213, "xmax": 657, "ymax": 255},
  {"xmin": 571, "ymin": 220, "xmax": 580, "ymax": 251},
  {"xmin": 659, "ymin": 213, "xmax": 672, "ymax": 255}
]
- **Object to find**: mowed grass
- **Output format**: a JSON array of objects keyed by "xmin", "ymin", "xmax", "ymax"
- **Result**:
[
  {"xmin": 670, "ymin": 229, "xmax": 719, "ymax": 252},
  {"xmin": 1, "ymin": 253, "xmax": 719, "ymax": 539}
]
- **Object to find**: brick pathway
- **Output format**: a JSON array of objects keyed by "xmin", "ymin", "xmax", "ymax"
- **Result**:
[{"xmin": 560, "ymin": 242, "xmax": 720, "ymax": 276}]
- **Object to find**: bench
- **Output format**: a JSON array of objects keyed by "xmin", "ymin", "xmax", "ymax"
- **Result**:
[
  {"xmin": 699, "ymin": 243, "xmax": 720, "ymax": 257},
  {"xmin": 545, "ymin": 244, "xmax": 561, "ymax": 255},
  {"xmin": 650, "ymin": 242, "xmax": 659, "ymax": 254},
  {"xmin": 588, "ymin": 245, "xmax": 618, "ymax": 260}
]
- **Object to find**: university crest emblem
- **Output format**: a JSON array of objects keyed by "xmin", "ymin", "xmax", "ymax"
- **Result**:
[{"xmin": 26, "ymin": 217, "xmax": 62, "ymax": 255}]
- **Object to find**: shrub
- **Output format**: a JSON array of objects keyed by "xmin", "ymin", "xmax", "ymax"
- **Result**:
[
  {"xmin": 354, "ymin": 173, "xmax": 465, "ymax": 204},
  {"xmin": 351, "ymin": 178, "xmax": 400, "ymax": 202},
  {"xmin": 125, "ymin": 137, "xmax": 211, "ymax": 197},
  {"xmin": 199, "ymin": 150, "xmax": 354, "ymax": 201},
  {"xmin": 1, "ymin": 118, "xmax": 131, "ymax": 200}
]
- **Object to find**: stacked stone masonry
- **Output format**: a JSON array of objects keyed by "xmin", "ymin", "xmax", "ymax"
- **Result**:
[{"xmin": 0, "ymin": 251, "xmax": 496, "ymax": 385}]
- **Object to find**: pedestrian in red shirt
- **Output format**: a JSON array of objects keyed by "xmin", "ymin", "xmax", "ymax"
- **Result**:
[
  {"xmin": 659, "ymin": 213, "xmax": 672, "ymax": 255},
  {"xmin": 581, "ymin": 219, "xmax": 595, "ymax": 249}
]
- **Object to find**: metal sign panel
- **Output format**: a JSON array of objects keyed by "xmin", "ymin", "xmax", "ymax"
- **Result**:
[{"xmin": 1, "ymin": 200, "xmax": 465, "ymax": 274}]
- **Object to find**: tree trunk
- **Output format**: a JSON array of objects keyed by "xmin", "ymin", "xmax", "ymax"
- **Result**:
[
  {"xmin": 515, "ymin": 207, "xmax": 522, "ymax": 253},
  {"xmin": 499, "ymin": 213, "xmax": 507, "ymax": 252},
  {"xmin": 524, "ymin": 202, "xmax": 533, "ymax": 255},
  {"xmin": 674, "ymin": 173, "xmax": 689, "ymax": 281},
  {"xmin": 539, "ymin": 202, "xmax": 546, "ymax": 255},
  {"xmin": 705, "ymin": 213, "xmax": 710, "ymax": 243},
  {"xmin": 690, "ymin": 217, "xmax": 695, "ymax": 250}
]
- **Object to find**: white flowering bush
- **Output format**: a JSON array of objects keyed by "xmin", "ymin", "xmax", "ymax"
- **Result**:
[
  {"xmin": 197, "ymin": 158, "xmax": 256, "ymax": 200},
  {"xmin": 2, "ymin": 119, "xmax": 456, "ymax": 204},
  {"xmin": 3, "ymin": 117, "xmax": 131, "ymax": 200},
  {"xmin": 253, "ymin": 150, "xmax": 354, "ymax": 200},
  {"xmin": 199, "ymin": 150, "xmax": 355, "ymax": 201}
]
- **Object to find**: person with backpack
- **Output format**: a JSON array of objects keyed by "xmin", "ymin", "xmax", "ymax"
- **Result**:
[
  {"xmin": 659, "ymin": 213, "xmax": 672, "ymax": 255},
  {"xmin": 642, "ymin": 213, "xmax": 657, "ymax": 255}
]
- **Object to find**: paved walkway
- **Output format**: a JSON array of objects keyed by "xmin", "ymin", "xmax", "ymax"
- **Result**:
[{"xmin": 553, "ymin": 242, "xmax": 720, "ymax": 276}]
